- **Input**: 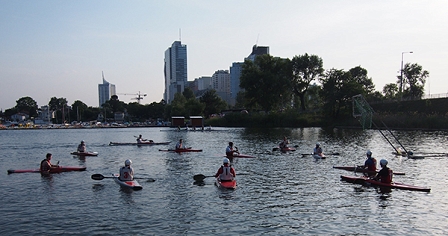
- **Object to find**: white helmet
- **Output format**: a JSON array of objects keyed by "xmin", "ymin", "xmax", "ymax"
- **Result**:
[
  {"xmin": 366, "ymin": 150, "xmax": 372, "ymax": 156},
  {"xmin": 380, "ymin": 159, "xmax": 388, "ymax": 166},
  {"xmin": 223, "ymin": 158, "xmax": 230, "ymax": 164},
  {"xmin": 316, "ymin": 143, "xmax": 320, "ymax": 146},
  {"xmin": 125, "ymin": 159, "xmax": 132, "ymax": 166},
  {"xmin": 81, "ymin": 140, "xmax": 85, "ymax": 143}
]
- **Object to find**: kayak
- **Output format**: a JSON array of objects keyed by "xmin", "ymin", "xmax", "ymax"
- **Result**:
[
  {"xmin": 224, "ymin": 153, "xmax": 256, "ymax": 158},
  {"xmin": 112, "ymin": 174, "xmax": 143, "ymax": 190},
  {"xmin": 215, "ymin": 177, "xmax": 237, "ymax": 190},
  {"xmin": 340, "ymin": 175, "xmax": 430, "ymax": 192},
  {"xmin": 109, "ymin": 141, "xmax": 171, "ymax": 146},
  {"xmin": 333, "ymin": 166, "xmax": 405, "ymax": 175},
  {"xmin": 70, "ymin": 151, "xmax": 98, "ymax": 156},
  {"xmin": 7, "ymin": 166, "xmax": 86, "ymax": 174},
  {"xmin": 159, "ymin": 149, "xmax": 203, "ymax": 153}
]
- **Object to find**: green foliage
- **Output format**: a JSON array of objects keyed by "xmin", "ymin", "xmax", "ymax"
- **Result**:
[
  {"xmin": 291, "ymin": 53, "xmax": 324, "ymax": 111},
  {"xmin": 15, "ymin": 96, "xmax": 38, "ymax": 117},
  {"xmin": 240, "ymin": 54, "xmax": 292, "ymax": 112},
  {"xmin": 401, "ymin": 63, "xmax": 429, "ymax": 100},
  {"xmin": 199, "ymin": 90, "xmax": 227, "ymax": 118}
]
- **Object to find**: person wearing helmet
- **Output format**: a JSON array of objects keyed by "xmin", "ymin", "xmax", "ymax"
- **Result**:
[
  {"xmin": 373, "ymin": 159, "xmax": 393, "ymax": 184},
  {"xmin": 313, "ymin": 143, "xmax": 323, "ymax": 157},
  {"xmin": 279, "ymin": 136, "xmax": 290, "ymax": 149},
  {"xmin": 77, "ymin": 140, "xmax": 86, "ymax": 153},
  {"xmin": 119, "ymin": 159, "xmax": 134, "ymax": 181},
  {"xmin": 226, "ymin": 142, "xmax": 239, "ymax": 158},
  {"xmin": 360, "ymin": 150, "xmax": 377, "ymax": 177},
  {"xmin": 214, "ymin": 158, "xmax": 236, "ymax": 181}
]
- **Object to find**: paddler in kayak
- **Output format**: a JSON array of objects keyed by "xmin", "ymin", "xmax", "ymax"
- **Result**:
[
  {"xmin": 175, "ymin": 139, "xmax": 188, "ymax": 150},
  {"xmin": 77, "ymin": 140, "xmax": 86, "ymax": 152},
  {"xmin": 136, "ymin": 134, "xmax": 154, "ymax": 144},
  {"xmin": 119, "ymin": 159, "xmax": 134, "ymax": 181},
  {"xmin": 359, "ymin": 150, "xmax": 377, "ymax": 177},
  {"xmin": 313, "ymin": 143, "xmax": 324, "ymax": 157},
  {"xmin": 226, "ymin": 142, "xmax": 240, "ymax": 158},
  {"xmin": 279, "ymin": 136, "xmax": 290, "ymax": 149},
  {"xmin": 40, "ymin": 153, "xmax": 59, "ymax": 173},
  {"xmin": 373, "ymin": 159, "xmax": 393, "ymax": 183},
  {"xmin": 215, "ymin": 158, "xmax": 236, "ymax": 181}
]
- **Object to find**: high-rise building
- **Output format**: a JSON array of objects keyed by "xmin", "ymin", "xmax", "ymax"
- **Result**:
[
  {"xmin": 164, "ymin": 41, "xmax": 187, "ymax": 104},
  {"xmin": 229, "ymin": 45, "xmax": 269, "ymax": 105},
  {"xmin": 98, "ymin": 72, "xmax": 116, "ymax": 107}
]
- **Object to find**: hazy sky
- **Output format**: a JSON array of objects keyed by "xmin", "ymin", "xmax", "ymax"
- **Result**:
[{"xmin": 1, "ymin": 0, "xmax": 447, "ymax": 110}]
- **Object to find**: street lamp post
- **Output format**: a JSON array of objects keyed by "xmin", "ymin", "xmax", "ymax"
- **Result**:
[{"xmin": 400, "ymin": 51, "xmax": 413, "ymax": 95}]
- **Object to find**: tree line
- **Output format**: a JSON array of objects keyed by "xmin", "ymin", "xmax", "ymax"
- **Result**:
[{"xmin": 1, "ymin": 53, "xmax": 429, "ymax": 124}]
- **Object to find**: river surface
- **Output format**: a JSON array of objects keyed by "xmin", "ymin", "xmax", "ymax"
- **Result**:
[{"xmin": 0, "ymin": 127, "xmax": 447, "ymax": 235}]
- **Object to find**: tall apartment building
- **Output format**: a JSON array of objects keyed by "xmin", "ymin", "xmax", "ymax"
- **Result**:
[
  {"xmin": 164, "ymin": 41, "xmax": 187, "ymax": 104},
  {"xmin": 212, "ymin": 70, "xmax": 231, "ymax": 104},
  {"xmin": 98, "ymin": 72, "xmax": 116, "ymax": 107},
  {"xmin": 229, "ymin": 45, "xmax": 269, "ymax": 105}
]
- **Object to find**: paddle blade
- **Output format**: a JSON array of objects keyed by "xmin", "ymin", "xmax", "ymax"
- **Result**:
[
  {"xmin": 91, "ymin": 174, "xmax": 105, "ymax": 180},
  {"xmin": 193, "ymin": 174, "xmax": 207, "ymax": 181},
  {"xmin": 272, "ymin": 148, "xmax": 279, "ymax": 151}
]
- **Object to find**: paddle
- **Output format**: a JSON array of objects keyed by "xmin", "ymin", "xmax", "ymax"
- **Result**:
[
  {"xmin": 302, "ymin": 152, "xmax": 340, "ymax": 156},
  {"xmin": 91, "ymin": 174, "xmax": 156, "ymax": 182},
  {"xmin": 193, "ymin": 174, "xmax": 214, "ymax": 181}
]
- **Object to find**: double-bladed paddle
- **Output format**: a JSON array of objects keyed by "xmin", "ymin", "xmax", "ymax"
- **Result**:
[
  {"xmin": 193, "ymin": 174, "xmax": 214, "ymax": 181},
  {"xmin": 302, "ymin": 152, "xmax": 340, "ymax": 156},
  {"xmin": 91, "ymin": 174, "xmax": 156, "ymax": 182}
]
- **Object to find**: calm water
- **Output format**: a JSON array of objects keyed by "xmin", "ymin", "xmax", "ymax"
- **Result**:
[{"xmin": 0, "ymin": 127, "xmax": 447, "ymax": 235}]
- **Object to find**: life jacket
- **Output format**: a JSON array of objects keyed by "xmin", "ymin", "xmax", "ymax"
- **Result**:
[
  {"xmin": 220, "ymin": 165, "xmax": 233, "ymax": 181},
  {"xmin": 40, "ymin": 159, "xmax": 50, "ymax": 172},
  {"xmin": 119, "ymin": 166, "xmax": 133, "ymax": 181},
  {"xmin": 379, "ymin": 167, "xmax": 393, "ymax": 184}
]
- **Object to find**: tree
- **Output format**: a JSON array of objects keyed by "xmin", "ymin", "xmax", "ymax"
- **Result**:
[
  {"xmin": 401, "ymin": 63, "xmax": 429, "ymax": 100},
  {"xmin": 383, "ymin": 83, "xmax": 398, "ymax": 100},
  {"xmin": 183, "ymin": 88, "xmax": 195, "ymax": 100},
  {"xmin": 240, "ymin": 54, "xmax": 292, "ymax": 112},
  {"xmin": 291, "ymin": 54, "xmax": 324, "ymax": 111},
  {"xmin": 15, "ymin": 96, "xmax": 38, "ymax": 117},
  {"xmin": 48, "ymin": 97, "xmax": 68, "ymax": 123},
  {"xmin": 71, "ymin": 100, "xmax": 88, "ymax": 121},
  {"xmin": 199, "ymin": 90, "xmax": 227, "ymax": 118},
  {"xmin": 170, "ymin": 93, "xmax": 187, "ymax": 116}
]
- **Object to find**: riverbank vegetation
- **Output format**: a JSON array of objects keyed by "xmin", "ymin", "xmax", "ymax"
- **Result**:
[{"xmin": 2, "ymin": 53, "xmax": 444, "ymax": 130}]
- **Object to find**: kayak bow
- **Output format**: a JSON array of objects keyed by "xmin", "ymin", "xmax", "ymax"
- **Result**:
[{"xmin": 7, "ymin": 166, "xmax": 86, "ymax": 174}]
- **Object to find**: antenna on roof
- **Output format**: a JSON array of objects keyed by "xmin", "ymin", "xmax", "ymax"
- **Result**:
[
  {"xmin": 179, "ymin": 28, "xmax": 181, "ymax": 41},
  {"xmin": 255, "ymin": 33, "xmax": 259, "ymax": 46}
]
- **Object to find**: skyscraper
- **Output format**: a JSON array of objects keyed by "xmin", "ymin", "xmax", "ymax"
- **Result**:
[
  {"xmin": 98, "ymin": 72, "xmax": 116, "ymax": 107},
  {"xmin": 164, "ymin": 41, "xmax": 188, "ymax": 104}
]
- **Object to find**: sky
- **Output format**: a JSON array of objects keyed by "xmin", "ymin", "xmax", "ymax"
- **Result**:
[{"xmin": 1, "ymin": 0, "xmax": 447, "ymax": 110}]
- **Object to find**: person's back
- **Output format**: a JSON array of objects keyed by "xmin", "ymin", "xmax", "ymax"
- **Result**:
[
  {"xmin": 77, "ymin": 141, "xmax": 86, "ymax": 152},
  {"xmin": 313, "ymin": 143, "xmax": 322, "ymax": 155},
  {"xmin": 119, "ymin": 159, "xmax": 134, "ymax": 181},
  {"xmin": 215, "ymin": 158, "xmax": 235, "ymax": 181},
  {"xmin": 375, "ymin": 159, "xmax": 393, "ymax": 184}
]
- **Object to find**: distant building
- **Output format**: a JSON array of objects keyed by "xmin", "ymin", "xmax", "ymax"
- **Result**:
[
  {"xmin": 34, "ymin": 105, "xmax": 52, "ymax": 125},
  {"xmin": 211, "ymin": 70, "xmax": 231, "ymax": 104},
  {"xmin": 164, "ymin": 41, "xmax": 187, "ymax": 104},
  {"xmin": 98, "ymin": 72, "xmax": 116, "ymax": 107},
  {"xmin": 246, "ymin": 45, "xmax": 269, "ymax": 61}
]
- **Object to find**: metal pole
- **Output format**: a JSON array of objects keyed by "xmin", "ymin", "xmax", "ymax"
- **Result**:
[{"xmin": 400, "ymin": 51, "xmax": 413, "ymax": 98}]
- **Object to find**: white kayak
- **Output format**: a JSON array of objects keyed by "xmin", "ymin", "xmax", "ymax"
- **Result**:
[{"xmin": 112, "ymin": 174, "xmax": 143, "ymax": 190}]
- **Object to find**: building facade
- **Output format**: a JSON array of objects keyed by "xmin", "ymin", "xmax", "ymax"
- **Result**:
[
  {"xmin": 98, "ymin": 72, "xmax": 116, "ymax": 107},
  {"xmin": 164, "ymin": 41, "xmax": 188, "ymax": 104}
]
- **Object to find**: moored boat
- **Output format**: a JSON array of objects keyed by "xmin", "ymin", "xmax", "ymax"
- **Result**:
[
  {"xmin": 112, "ymin": 174, "xmax": 143, "ymax": 190},
  {"xmin": 70, "ymin": 151, "xmax": 98, "ymax": 156},
  {"xmin": 7, "ymin": 166, "xmax": 86, "ymax": 174},
  {"xmin": 333, "ymin": 166, "xmax": 405, "ymax": 175},
  {"xmin": 215, "ymin": 177, "xmax": 237, "ymax": 190},
  {"xmin": 340, "ymin": 175, "xmax": 430, "ymax": 192}
]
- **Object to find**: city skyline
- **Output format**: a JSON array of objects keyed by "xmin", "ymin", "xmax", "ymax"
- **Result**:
[{"xmin": 1, "ymin": 1, "xmax": 447, "ymax": 110}]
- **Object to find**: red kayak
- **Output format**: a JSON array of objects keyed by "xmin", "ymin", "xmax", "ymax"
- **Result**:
[
  {"xmin": 224, "ymin": 154, "xmax": 256, "ymax": 158},
  {"xmin": 215, "ymin": 178, "xmax": 237, "ymax": 190},
  {"xmin": 333, "ymin": 166, "xmax": 405, "ymax": 175},
  {"xmin": 7, "ymin": 166, "xmax": 87, "ymax": 174},
  {"xmin": 71, "ymin": 152, "xmax": 98, "ymax": 156},
  {"xmin": 340, "ymin": 175, "xmax": 430, "ymax": 192},
  {"xmin": 159, "ymin": 148, "xmax": 203, "ymax": 153}
]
